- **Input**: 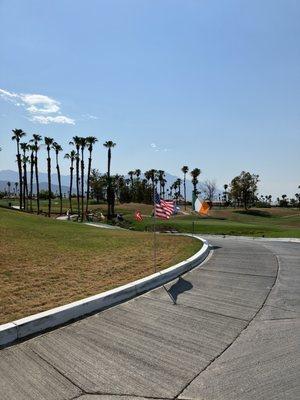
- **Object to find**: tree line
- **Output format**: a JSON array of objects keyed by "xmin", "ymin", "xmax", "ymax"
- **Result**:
[
  {"xmin": 9, "ymin": 129, "xmax": 204, "ymax": 219},
  {"xmin": 222, "ymin": 171, "xmax": 300, "ymax": 209},
  {"xmin": 5, "ymin": 132, "xmax": 299, "ymax": 216}
]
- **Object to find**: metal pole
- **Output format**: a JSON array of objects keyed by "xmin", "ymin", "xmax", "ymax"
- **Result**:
[{"xmin": 153, "ymin": 182, "xmax": 176, "ymax": 304}]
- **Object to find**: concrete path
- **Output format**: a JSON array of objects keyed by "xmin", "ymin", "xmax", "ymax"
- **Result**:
[{"xmin": 0, "ymin": 236, "xmax": 299, "ymax": 400}]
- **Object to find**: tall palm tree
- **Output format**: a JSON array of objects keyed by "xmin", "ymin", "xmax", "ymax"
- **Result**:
[
  {"xmin": 103, "ymin": 141, "xmax": 116, "ymax": 219},
  {"xmin": 30, "ymin": 134, "xmax": 42, "ymax": 214},
  {"xmin": 190, "ymin": 168, "xmax": 201, "ymax": 207},
  {"xmin": 161, "ymin": 178, "xmax": 167, "ymax": 198},
  {"xmin": 85, "ymin": 136, "xmax": 98, "ymax": 215},
  {"xmin": 176, "ymin": 178, "xmax": 182, "ymax": 199},
  {"xmin": 44, "ymin": 137, "xmax": 54, "ymax": 217},
  {"xmin": 21, "ymin": 155, "xmax": 29, "ymax": 209},
  {"xmin": 158, "ymin": 170, "xmax": 165, "ymax": 197},
  {"xmin": 78, "ymin": 137, "xmax": 87, "ymax": 220},
  {"xmin": 144, "ymin": 170, "xmax": 152, "ymax": 184},
  {"xmin": 128, "ymin": 171, "xmax": 134, "ymax": 188},
  {"xmin": 7, "ymin": 181, "xmax": 11, "ymax": 196},
  {"xmin": 12, "ymin": 129, "xmax": 26, "ymax": 209},
  {"xmin": 172, "ymin": 180, "xmax": 178, "ymax": 200},
  {"xmin": 134, "ymin": 169, "xmax": 141, "ymax": 179},
  {"xmin": 70, "ymin": 136, "xmax": 81, "ymax": 218},
  {"xmin": 14, "ymin": 182, "xmax": 18, "ymax": 198},
  {"xmin": 20, "ymin": 142, "xmax": 29, "ymax": 211},
  {"xmin": 52, "ymin": 142, "xmax": 63, "ymax": 214},
  {"xmin": 28, "ymin": 144, "xmax": 35, "ymax": 212},
  {"xmin": 181, "ymin": 166, "xmax": 189, "ymax": 210},
  {"xmin": 64, "ymin": 150, "xmax": 76, "ymax": 212}
]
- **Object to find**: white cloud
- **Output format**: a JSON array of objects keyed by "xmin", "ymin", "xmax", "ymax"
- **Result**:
[
  {"xmin": 22, "ymin": 94, "xmax": 60, "ymax": 114},
  {"xmin": 150, "ymin": 142, "xmax": 171, "ymax": 152},
  {"xmin": 29, "ymin": 115, "xmax": 75, "ymax": 125},
  {"xmin": 0, "ymin": 88, "xmax": 74, "ymax": 125},
  {"xmin": 82, "ymin": 113, "xmax": 99, "ymax": 120}
]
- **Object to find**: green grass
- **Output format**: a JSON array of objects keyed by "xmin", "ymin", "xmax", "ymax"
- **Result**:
[
  {"xmin": 0, "ymin": 208, "xmax": 201, "ymax": 324},
  {"xmin": 2, "ymin": 198, "xmax": 299, "ymax": 237},
  {"xmin": 0, "ymin": 197, "xmax": 104, "ymax": 214},
  {"xmin": 121, "ymin": 205, "xmax": 300, "ymax": 238}
]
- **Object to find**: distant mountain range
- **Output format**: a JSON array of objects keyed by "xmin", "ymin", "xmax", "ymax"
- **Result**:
[
  {"xmin": 0, "ymin": 169, "xmax": 220, "ymax": 200},
  {"xmin": 0, "ymin": 170, "xmax": 71, "ymax": 196}
]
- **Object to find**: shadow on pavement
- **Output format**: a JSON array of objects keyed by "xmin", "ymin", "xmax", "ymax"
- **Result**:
[
  {"xmin": 210, "ymin": 245, "xmax": 222, "ymax": 250},
  {"xmin": 168, "ymin": 277, "xmax": 193, "ymax": 303}
]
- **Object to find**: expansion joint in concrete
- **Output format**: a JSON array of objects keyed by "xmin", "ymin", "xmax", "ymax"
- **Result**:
[
  {"xmin": 30, "ymin": 347, "xmax": 85, "ymax": 396},
  {"xmin": 173, "ymin": 251, "xmax": 280, "ymax": 400}
]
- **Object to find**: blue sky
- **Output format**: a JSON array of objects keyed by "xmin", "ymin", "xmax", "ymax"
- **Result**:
[{"xmin": 0, "ymin": 0, "xmax": 299, "ymax": 198}]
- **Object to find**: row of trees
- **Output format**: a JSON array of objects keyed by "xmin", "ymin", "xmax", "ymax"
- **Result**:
[
  {"xmin": 222, "ymin": 172, "xmax": 300, "ymax": 209},
  {"xmin": 88, "ymin": 167, "xmax": 202, "ymax": 209},
  {"xmin": 10, "ymin": 129, "xmax": 204, "ymax": 219},
  {"xmin": 9, "ymin": 130, "xmax": 298, "ymax": 215},
  {"xmin": 11, "ymin": 129, "xmax": 116, "ymax": 219}
]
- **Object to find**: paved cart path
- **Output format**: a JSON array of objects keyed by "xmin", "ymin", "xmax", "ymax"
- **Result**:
[{"xmin": 0, "ymin": 237, "xmax": 299, "ymax": 400}]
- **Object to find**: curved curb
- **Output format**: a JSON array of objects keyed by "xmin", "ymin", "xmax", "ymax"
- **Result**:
[{"xmin": 0, "ymin": 236, "xmax": 210, "ymax": 348}]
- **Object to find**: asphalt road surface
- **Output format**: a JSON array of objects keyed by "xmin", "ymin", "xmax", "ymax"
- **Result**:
[{"xmin": 0, "ymin": 236, "xmax": 299, "ymax": 400}]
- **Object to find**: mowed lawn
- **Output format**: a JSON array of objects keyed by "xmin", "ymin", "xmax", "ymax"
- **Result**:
[
  {"xmin": 124, "ymin": 205, "xmax": 300, "ymax": 238},
  {"xmin": 0, "ymin": 208, "xmax": 201, "ymax": 324}
]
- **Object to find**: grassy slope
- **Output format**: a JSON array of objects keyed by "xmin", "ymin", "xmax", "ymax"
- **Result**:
[{"xmin": 0, "ymin": 208, "xmax": 201, "ymax": 324}]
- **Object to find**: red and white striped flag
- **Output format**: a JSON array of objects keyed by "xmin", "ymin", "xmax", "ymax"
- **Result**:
[{"xmin": 154, "ymin": 192, "xmax": 174, "ymax": 219}]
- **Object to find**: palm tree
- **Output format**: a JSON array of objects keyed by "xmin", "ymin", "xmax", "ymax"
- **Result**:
[
  {"xmin": 78, "ymin": 137, "xmax": 87, "ymax": 220},
  {"xmin": 30, "ymin": 134, "xmax": 42, "ymax": 214},
  {"xmin": 190, "ymin": 168, "xmax": 201, "ymax": 207},
  {"xmin": 181, "ymin": 166, "xmax": 189, "ymax": 210},
  {"xmin": 12, "ymin": 129, "xmax": 26, "ymax": 209},
  {"xmin": 70, "ymin": 136, "xmax": 81, "ymax": 218},
  {"xmin": 161, "ymin": 178, "xmax": 167, "ymax": 198},
  {"xmin": 20, "ymin": 142, "xmax": 29, "ymax": 210},
  {"xmin": 52, "ymin": 142, "xmax": 63, "ymax": 214},
  {"xmin": 128, "ymin": 171, "xmax": 134, "ymax": 188},
  {"xmin": 158, "ymin": 170, "xmax": 165, "ymax": 197},
  {"xmin": 134, "ymin": 169, "xmax": 141, "ymax": 179},
  {"xmin": 85, "ymin": 136, "xmax": 98, "ymax": 215},
  {"xmin": 28, "ymin": 144, "xmax": 35, "ymax": 212},
  {"xmin": 223, "ymin": 184, "xmax": 228, "ymax": 203},
  {"xmin": 44, "ymin": 137, "xmax": 54, "ymax": 217},
  {"xmin": 21, "ymin": 155, "xmax": 29, "ymax": 210},
  {"xmin": 7, "ymin": 181, "xmax": 11, "ymax": 196},
  {"xmin": 103, "ymin": 141, "xmax": 116, "ymax": 219},
  {"xmin": 14, "ymin": 182, "xmax": 18, "ymax": 198},
  {"xmin": 144, "ymin": 170, "xmax": 152, "ymax": 184},
  {"xmin": 176, "ymin": 178, "xmax": 182, "ymax": 200},
  {"xmin": 64, "ymin": 150, "xmax": 76, "ymax": 212}
]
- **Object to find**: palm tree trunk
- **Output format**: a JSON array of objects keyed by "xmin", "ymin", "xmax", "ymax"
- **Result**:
[
  {"xmin": 107, "ymin": 148, "xmax": 111, "ymax": 219},
  {"xmin": 47, "ymin": 151, "xmax": 51, "ymax": 217},
  {"xmin": 16, "ymin": 142, "xmax": 23, "ymax": 210},
  {"xmin": 30, "ymin": 153, "xmax": 34, "ymax": 212},
  {"xmin": 81, "ymin": 157, "xmax": 84, "ymax": 221},
  {"xmin": 35, "ymin": 153, "xmax": 40, "ymax": 214},
  {"xmin": 76, "ymin": 152, "xmax": 80, "ymax": 218},
  {"xmin": 69, "ymin": 162, "xmax": 74, "ymax": 213},
  {"xmin": 183, "ymin": 174, "xmax": 186, "ymax": 210},
  {"xmin": 56, "ymin": 153, "xmax": 63, "ymax": 215},
  {"xmin": 23, "ymin": 162, "xmax": 28, "ymax": 211},
  {"xmin": 85, "ymin": 152, "xmax": 92, "ymax": 215}
]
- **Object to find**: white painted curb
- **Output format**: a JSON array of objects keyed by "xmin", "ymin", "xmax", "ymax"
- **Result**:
[{"xmin": 0, "ymin": 236, "xmax": 209, "ymax": 347}]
